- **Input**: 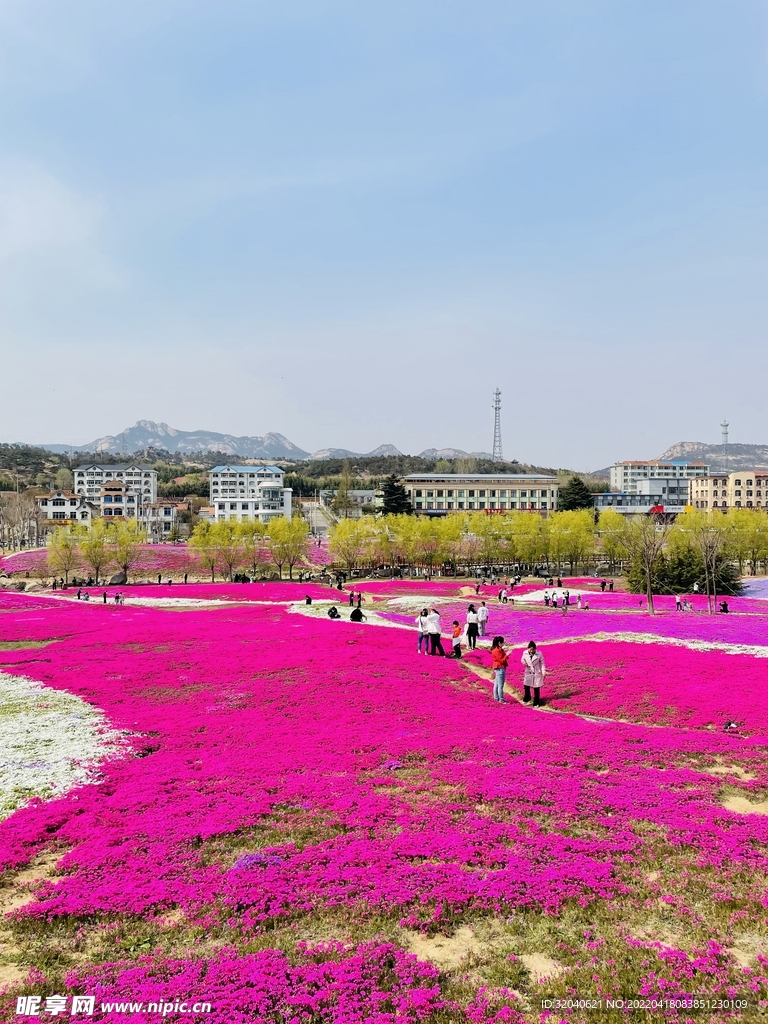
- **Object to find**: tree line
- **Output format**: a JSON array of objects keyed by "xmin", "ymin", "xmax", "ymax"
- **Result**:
[{"xmin": 327, "ymin": 507, "xmax": 768, "ymax": 612}]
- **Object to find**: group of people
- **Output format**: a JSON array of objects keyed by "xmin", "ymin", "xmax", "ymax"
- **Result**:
[
  {"xmin": 75, "ymin": 589, "xmax": 126, "ymax": 604},
  {"xmin": 327, "ymin": 604, "xmax": 366, "ymax": 623},
  {"xmin": 413, "ymin": 605, "xmax": 548, "ymax": 706}
]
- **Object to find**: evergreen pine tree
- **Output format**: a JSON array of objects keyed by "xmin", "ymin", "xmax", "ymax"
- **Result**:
[
  {"xmin": 558, "ymin": 475, "xmax": 594, "ymax": 511},
  {"xmin": 381, "ymin": 474, "xmax": 412, "ymax": 515}
]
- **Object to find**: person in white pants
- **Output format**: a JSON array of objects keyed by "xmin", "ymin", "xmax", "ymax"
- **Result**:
[{"xmin": 477, "ymin": 601, "xmax": 489, "ymax": 636}]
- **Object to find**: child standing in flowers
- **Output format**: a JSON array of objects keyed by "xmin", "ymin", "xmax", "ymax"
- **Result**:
[
  {"xmin": 521, "ymin": 640, "xmax": 546, "ymax": 706},
  {"xmin": 490, "ymin": 636, "xmax": 508, "ymax": 703},
  {"xmin": 451, "ymin": 620, "xmax": 463, "ymax": 659}
]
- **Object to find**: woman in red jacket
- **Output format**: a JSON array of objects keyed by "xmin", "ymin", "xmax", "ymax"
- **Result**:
[{"xmin": 490, "ymin": 635, "xmax": 508, "ymax": 703}]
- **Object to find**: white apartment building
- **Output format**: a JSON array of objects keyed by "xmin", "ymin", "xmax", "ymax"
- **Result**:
[
  {"xmin": 402, "ymin": 473, "xmax": 559, "ymax": 513},
  {"xmin": 209, "ymin": 465, "xmax": 292, "ymax": 522},
  {"xmin": 690, "ymin": 472, "xmax": 768, "ymax": 510},
  {"xmin": 74, "ymin": 464, "xmax": 157, "ymax": 510},
  {"xmin": 610, "ymin": 460, "xmax": 709, "ymax": 495},
  {"xmin": 37, "ymin": 491, "xmax": 99, "ymax": 524}
]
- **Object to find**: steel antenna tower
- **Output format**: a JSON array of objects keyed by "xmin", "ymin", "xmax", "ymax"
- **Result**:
[
  {"xmin": 492, "ymin": 389, "xmax": 503, "ymax": 462},
  {"xmin": 720, "ymin": 418, "xmax": 729, "ymax": 473}
]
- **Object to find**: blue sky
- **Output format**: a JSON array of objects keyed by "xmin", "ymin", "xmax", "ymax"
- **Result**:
[{"xmin": 1, "ymin": 0, "xmax": 766, "ymax": 468}]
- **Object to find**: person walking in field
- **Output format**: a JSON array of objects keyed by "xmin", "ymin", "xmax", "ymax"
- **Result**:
[
  {"xmin": 521, "ymin": 641, "xmax": 546, "ymax": 707},
  {"xmin": 426, "ymin": 608, "xmax": 445, "ymax": 656},
  {"xmin": 451, "ymin": 620, "xmax": 463, "ymax": 658},
  {"xmin": 415, "ymin": 608, "xmax": 430, "ymax": 654},
  {"xmin": 490, "ymin": 636, "xmax": 508, "ymax": 703},
  {"xmin": 477, "ymin": 601, "xmax": 489, "ymax": 636},
  {"xmin": 466, "ymin": 604, "xmax": 479, "ymax": 650}
]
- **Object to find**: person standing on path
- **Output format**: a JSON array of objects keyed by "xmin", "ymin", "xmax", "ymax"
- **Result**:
[
  {"xmin": 477, "ymin": 601, "xmax": 489, "ymax": 636},
  {"xmin": 426, "ymin": 608, "xmax": 445, "ymax": 656},
  {"xmin": 415, "ymin": 608, "xmax": 430, "ymax": 654},
  {"xmin": 490, "ymin": 636, "xmax": 508, "ymax": 703},
  {"xmin": 466, "ymin": 604, "xmax": 479, "ymax": 650},
  {"xmin": 521, "ymin": 641, "xmax": 546, "ymax": 706}
]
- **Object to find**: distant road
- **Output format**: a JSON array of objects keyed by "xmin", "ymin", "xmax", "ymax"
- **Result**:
[{"xmin": 302, "ymin": 500, "xmax": 333, "ymax": 537}]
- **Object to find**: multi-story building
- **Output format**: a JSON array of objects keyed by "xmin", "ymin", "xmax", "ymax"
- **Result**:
[
  {"xmin": 209, "ymin": 465, "xmax": 292, "ymax": 522},
  {"xmin": 609, "ymin": 460, "xmax": 709, "ymax": 494},
  {"xmin": 37, "ymin": 491, "xmax": 99, "ymax": 524},
  {"xmin": 98, "ymin": 480, "xmax": 144, "ymax": 519},
  {"xmin": 595, "ymin": 478, "xmax": 692, "ymax": 517},
  {"xmin": 73, "ymin": 464, "xmax": 157, "ymax": 511},
  {"xmin": 140, "ymin": 500, "xmax": 190, "ymax": 539},
  {"xmin": 402, "ymin": 474, "xmax": 559, "ymax": 514},
  {"xmin": 690, "ymin": 472, "xmax": 768, "ymax": 510}
]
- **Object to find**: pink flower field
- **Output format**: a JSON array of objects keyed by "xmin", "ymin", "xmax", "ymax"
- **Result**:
[{"xmin": 1, "ymin": 582, "xmax": 768, "ymax": 1021}]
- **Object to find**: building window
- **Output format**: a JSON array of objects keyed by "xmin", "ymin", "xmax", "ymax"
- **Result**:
[
  {"xmin": 52, "ymin": 512, "xmax": 66, "ymax": 520},
  {"xmin": 427, "ymin": 491, "xmax": 434, "ymax": 498},
  {"xmin": 540, "ymin": 501, "xmax": 547, "ymax": 509},
  {"xmin": 242, "ymin": 503, "xmax": 249, "ymax": 510},
  {"xmin": 509, "ymin": 490, "xmax": 517, "ymax": 497},
  {"xmin": 230, "ymin": 503, "xmax": 237, "ymax": 510},
  {"xmin": 458, "ymin": 501, "xmax": 465, "ymax": 509},
  {"xmin": 437, "ymin": 490, "xmax": 444, "ymax": 497},
  {"xmin": 479, "ymin": 501, "xmax": 486, "ymax": 509},
  {"xmin": 218, "ymin": 503, "xmax": 225, "ymax": 510},
  {"xmin": 447, "ymin": 490, "xmax": 454, "ymax": 497},
  {"xmin": 427, "ymin": 502, "xmax": 434, "ymax": 509},
  {"xmin": 458, "ymin": 490, "xmax": 465, "ymax": 497},
  {"xmin": 468, "ymin": 501, "xmax": 475, "ymax": 509},
  {"xmin": 509, "ymin": 501, "xmax": 517, "ymax": 508},
  {"xmin": 499, "ymin": 490, "xmax": 507, "ymax": 497},
  {"xmin": 415, "ymin": 501, "xmax": 423, "ymax": 509},
  {"xmin": 447, "ymin": 501, "xmax": 454, "ymax": 509},
  {"xmin": 468, "ymin": 490, "xmax": 475, "ymax": 497},
  {"xmin": 478, "ymin": 490, "xmax": 486, "ymax": 497},
  {"xmin": 520, "ymin": 491, "xmax": 527, "ymax": 498}
]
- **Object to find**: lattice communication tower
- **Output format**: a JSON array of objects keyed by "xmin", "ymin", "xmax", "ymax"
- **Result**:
[
  {"xmin": 721, "ymin": 418, "xmax": 729, "ymax": 472},
  {"xmin": 492, "ymin": 389, "xmax": 503, "ymax": 462}
]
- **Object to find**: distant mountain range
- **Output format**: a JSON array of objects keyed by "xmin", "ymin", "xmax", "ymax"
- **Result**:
[
  {"xmin": 36, "ymin": 420, "xmax": 494, "ymax": 462},
  {"xmin": 656, "ymin": 441, "xmax": 768, "ymax": 472}
]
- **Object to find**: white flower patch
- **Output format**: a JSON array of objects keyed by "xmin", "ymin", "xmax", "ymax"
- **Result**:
[{"xmin": 0, "ymin": 672, "xmax": 127, "ymax": 821}]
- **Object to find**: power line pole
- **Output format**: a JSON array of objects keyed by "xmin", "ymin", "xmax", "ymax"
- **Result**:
[{"xmin": 492, "ymin": 389, "xmax": 503, "ymax": 462}]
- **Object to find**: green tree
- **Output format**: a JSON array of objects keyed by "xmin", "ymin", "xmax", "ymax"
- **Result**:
[
  {"xmin": 210, "ymin": 521, "xmax": 244, "ymax": 581},
  {"xmin": 597, "ymin": 508, "xmax": 628, "ymax": 572},
  {"xmin": 331, "ymin": 460, "xmax": 357, "ymax": 518},
  {"xmin": 329, "ymin": 517, "xmax": 372, "ymax": 571},
  {"xmin": 381, "ymin": 474, "xmax": 411, "ymax": 515},
  {"xmin": 110, "ymin": 519, "xmax": 146, "ymax": 581},
  {"xmin": 79, "ymin": 520, "xmax": 112, "ymax": 584},
  {"xmin": 239, "ymin": 520, "xmax": 269, "ymax": 578},
  {"xmin": 268, "ymin": 515, "xmax": 310, "ymax": 579},
  {"xmin": 54, "ymin": 467, "xmax": 73, "ymax": 492},
  {"xmin": 47, "ymin": 526, "xmax": 81, "ymax": 584},
  {"xmin": 558, "ymin": 475, "xmax": 595, "ymax": 511},
  {"xmin": 624, "ymin": 515, "xmax": 671, "ymax": 614},
  {"xmin": 189, "ymin": 521, "xmax": 219, "ymax": 582}
]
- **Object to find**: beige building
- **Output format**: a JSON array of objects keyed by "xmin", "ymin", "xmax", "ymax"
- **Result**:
[
  {"xmin": 402, "ymin": 473, "xmax": 558, "ymax": 513},
  {"xmin": 690, "ymin": 472, "xmax": 768, "ymax": 510}
]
